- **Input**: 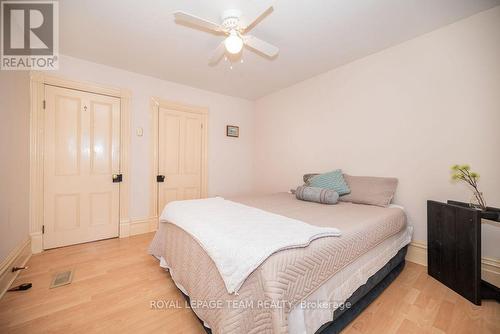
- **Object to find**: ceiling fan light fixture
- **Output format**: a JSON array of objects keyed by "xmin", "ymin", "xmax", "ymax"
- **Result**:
[
  {"xmin": 173, "ymin": 6, "xmax": 279, "ymax": 64},
  {"xmin": 224, "ymin": 30, "xmax": 243, "ymax": 54}
]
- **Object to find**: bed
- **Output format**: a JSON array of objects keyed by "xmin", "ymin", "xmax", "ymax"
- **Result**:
[{"xmin": 149, "ymin": 192, "xmax": 412, "ymax": 334}]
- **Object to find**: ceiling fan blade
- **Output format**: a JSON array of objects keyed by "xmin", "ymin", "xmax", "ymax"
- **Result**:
[
  {"xmin": 173, "ymin": 11, "xmax": 222, "ymax": 33},
  {"xmin": 244, "ymin": 35, "xmax": 279, "ymax": 58},
  {"xmin": 208, "ymin": 42, "xmax": 226, "ymax": 65},
  {"xmin": 241, "ymin": 6, "xmax": 273, "ymax": 32}
]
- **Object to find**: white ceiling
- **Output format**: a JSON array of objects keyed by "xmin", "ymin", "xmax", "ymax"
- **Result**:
[{"xmin": 59, "ymin": 0, "xmax": 500, "ymax": 100}]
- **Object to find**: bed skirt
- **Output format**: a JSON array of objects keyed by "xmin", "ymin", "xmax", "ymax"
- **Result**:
[
  {"xmin": 317, "ymin": 245, "xmax": 407, "ymax": 333},
  {"xmin": 181, "ymin": 245, "xmax": 408, "ymax": 334}
]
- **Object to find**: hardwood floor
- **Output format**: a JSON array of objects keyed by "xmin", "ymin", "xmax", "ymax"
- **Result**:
[{"xmin": 0, "ymin": 233, "xmax": 498, "ymax": 334}]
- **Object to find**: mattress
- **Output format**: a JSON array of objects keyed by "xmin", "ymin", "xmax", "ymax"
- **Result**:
[{"xmin": 149, "ymin": 193, "xmax": 410, "ymax": 334}]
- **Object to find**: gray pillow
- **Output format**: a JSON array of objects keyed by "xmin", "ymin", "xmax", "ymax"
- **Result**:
[
  {"xmin": 339, "ymin": 174, "xmax": 398, "ymax": 207},
  {"xmin": 295, "ymin": 186, "xmax": 339, "ymax": 204}
]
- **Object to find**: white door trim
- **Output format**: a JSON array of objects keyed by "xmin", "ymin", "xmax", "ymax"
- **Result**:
[
  {"xmin": 150, "ymin": 97, "xmax": 208, "ymax": 220},
  {"xmin": 29, "ymin": 72, "xmax": 131, "ymax": 253}
]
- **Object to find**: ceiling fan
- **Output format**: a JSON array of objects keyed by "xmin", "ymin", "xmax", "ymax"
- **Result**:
[{"xmin": 173, "ymin": 6, "xmax": 279, "ymax": 65}]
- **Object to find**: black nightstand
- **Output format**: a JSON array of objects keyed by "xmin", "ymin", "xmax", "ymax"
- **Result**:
[{"xmin": 427, "ymin": 200, "xmax": 500, "ymax": 305}]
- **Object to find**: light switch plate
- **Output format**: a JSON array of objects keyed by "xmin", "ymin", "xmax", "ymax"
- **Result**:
[{"xmin": 136, "ymin": 127, "xmax": 143, "ymax": 136}]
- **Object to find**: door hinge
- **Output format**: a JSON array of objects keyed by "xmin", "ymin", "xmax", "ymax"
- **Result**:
[
  {"xmin": 43, "ymin": 100, "xmax": 46, "ymax": 109},
  {"xmin": 201, "ymin": 123, "xmax": 203, "ymax": 129},
  {"xmin": 42, "ymin": 225, "xmax": 45, "ymax": 234}
]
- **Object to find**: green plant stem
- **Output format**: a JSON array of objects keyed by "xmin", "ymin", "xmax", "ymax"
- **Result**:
[{"xmin": 457, "ymin": 168, "xmax": 486, "ymax": 210}]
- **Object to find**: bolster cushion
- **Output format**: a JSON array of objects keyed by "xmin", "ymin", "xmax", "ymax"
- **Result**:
[{"xmin": 295, "ymin": 186, "xmax": 339, "ymax": 204}]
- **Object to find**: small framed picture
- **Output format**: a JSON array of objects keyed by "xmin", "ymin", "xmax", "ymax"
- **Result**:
[{"xmin": 226, "ymin": 125, "xmax": 239, "ymax": 138}]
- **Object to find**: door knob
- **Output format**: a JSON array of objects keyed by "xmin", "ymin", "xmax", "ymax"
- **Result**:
[
  {"xmin": 157, "ymin": 175, "xmax": 165, "ymax": 183},
  {"xmin": 112, "ymin": 174, "xmax": 123, "ymax": 183}
]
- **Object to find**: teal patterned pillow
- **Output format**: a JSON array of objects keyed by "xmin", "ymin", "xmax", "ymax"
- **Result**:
[{"xmin": 308, "ymin": 169, "xmax": 351, "ymax": 195}]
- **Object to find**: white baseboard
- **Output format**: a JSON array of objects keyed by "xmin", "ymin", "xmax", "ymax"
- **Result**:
[
  {"xmin": 30, "ymin": 217, "xmax": 156, "ymax": 255},
  {"xmin": 406, "ymin": 241, "xmax": 500, "ymax": 287},
  {"xmin": 119, "ymin": 219, "xmax": 131, "ymax": 238},
  {"xmin": 129, "ymin": 216, "xmax": 158, "ymax": 236},
  {"xmin": 149, "ymin": 218, "xmax": 158, "ymax": 233},
  {"xmin": 405, "ymin": 241, "xmax": 427, "ymax": 266},
  {"xmin": 129, "ymin": 218, "xmax": 151, "ymax": 236},
  {"xmin": 30, "ymin": 232, "xmax": 43, "ymax": 254},
  {"xmin": 0, "ymin": 238, "xmax": 32, "ymax": 300},
  {"xmin": 482, "ymin": 258, "xmax": 500, "ymax": 287}
]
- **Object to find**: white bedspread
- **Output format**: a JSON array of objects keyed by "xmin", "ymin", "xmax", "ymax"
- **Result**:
[{"xmin": 160, "ymin": 197, "xmax": 341, "ymax": 294}]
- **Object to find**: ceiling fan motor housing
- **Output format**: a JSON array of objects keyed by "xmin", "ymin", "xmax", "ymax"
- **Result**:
[{"xmin": 221, "ymin": 9, "xmax": 242, "ymax": 30}]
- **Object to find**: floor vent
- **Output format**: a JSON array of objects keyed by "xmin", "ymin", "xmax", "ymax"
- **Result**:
[{"xmin": 50, "ymin": 270, "xmax": 74, "ymax": 289}]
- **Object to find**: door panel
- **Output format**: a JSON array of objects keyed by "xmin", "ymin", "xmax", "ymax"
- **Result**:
[
  {"xmin": 90, "ymin": 192, "xmax": 112, "ymax": 226},
  {"xmin": 54, "ymin": 96, "xmax": 80, "ymax": 176},
  {"xmin": 160, "ymin": 113, "xmax": 181, "ymax": 175},
  {"xmin": 90, "ymin": 101, "xmax": 113, "ymax": 174},
  {"xmin": 184, "ymin": 116, "xmax": 202, "ymax": 175},
  {"xmin": 44, "ymin": 85, "xmax": 120, "ymax": 249},
  {"xmin": 161, "ymin": 188, "xmax": 180, "ymax": 206},
  {"xmin": 158, "ymin": 107, "xmax": 205, "ymax": 212},
  {"xmin": 54, "ymin": 194, "xmax": 80, "ymax": 230},
  {"xmin": 184, "ymin": 187, "xmax": 200, "ymax": 200}
]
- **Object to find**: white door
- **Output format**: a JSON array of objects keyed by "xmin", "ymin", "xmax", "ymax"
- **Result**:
[
  {"xmin": 43, "ymin": 85, "xmax": 120, "ymax": 249},
  {"xmin": 157, "ymin": 107, "xmax": 205, "ymax": 212}
]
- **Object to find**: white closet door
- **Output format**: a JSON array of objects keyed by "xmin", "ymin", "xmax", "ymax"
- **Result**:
[
  {"xmin": 43, "ymin": 85, "xmax": 120, "ymax": 249},
  {"xmin": 157, "ymin": 107, "xmax": 205, "ymax": 212}
]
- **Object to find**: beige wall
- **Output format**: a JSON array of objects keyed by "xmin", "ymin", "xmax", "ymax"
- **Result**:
[
  {"xmin": 254, "ymin": 7, "xmax": 500, "ymax": 259},
  {"xmin": 0, "ymin": 72, "xmax": 31, "ymax": 262},
  {"xmin": 54, "ymin": 55, "xmax": 255, "ymax": 221},
  {"xmin": 2, "ymin": 8, "xmax": 498, "ymax": 261}
]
